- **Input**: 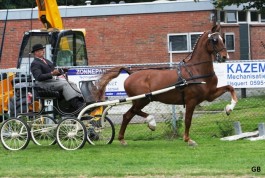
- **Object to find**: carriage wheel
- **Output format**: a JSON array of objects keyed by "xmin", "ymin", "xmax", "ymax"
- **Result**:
[
  {"xmin": 30, "ymin": 115, "xmax": 57, "ymax": 146},
  {"xmin": 81, "ymin": 116, "xmax": 115, "ymax": 145},
  {"xmin": 0, "ymin": 118, "xmax": 30, "ymax": 150},
  {"xmin": 56, "ymin": 118, "xmax": 87, "ymax": 150}
]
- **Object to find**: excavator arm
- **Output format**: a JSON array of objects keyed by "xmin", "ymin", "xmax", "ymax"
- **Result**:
[{"xmin": 36, "ymin": 0, "xmax": 63, "ymax": 29}]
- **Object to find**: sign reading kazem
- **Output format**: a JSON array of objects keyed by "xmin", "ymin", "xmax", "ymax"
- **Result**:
[{"xmin": 214, "ymin": 61, "xmax": 265, "ymax": 88}]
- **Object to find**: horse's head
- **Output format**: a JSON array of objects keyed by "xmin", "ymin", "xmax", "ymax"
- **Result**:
[{"xmin": 207, "ymin": 25, "xmax": 229, "ymax": 62}]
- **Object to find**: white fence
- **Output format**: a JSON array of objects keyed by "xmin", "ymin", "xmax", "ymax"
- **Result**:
[{"xmin": 1, "ymin": 61, "xmax": 265, "ymax": 140}]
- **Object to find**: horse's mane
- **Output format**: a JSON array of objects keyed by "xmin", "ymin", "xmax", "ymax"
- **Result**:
[
  {"xmin": 185, "ymin": 31, "xmax": 207, "ymax": 62},
  {"xmin": 192, "ymin": 32, "xmax": 205, "ymax": 52},
  {"xmin": 95, "ymin": 66, "xmax": 132, "ymax": 101}
]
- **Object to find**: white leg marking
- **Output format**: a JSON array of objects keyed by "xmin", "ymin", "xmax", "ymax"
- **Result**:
[
  {"xmin": 225, "ymin": 99, "xmax": 237, "ymax": 114},
  {"xmin": 146, "ymin": 115, "xmax": 156, "ymax": 131}
]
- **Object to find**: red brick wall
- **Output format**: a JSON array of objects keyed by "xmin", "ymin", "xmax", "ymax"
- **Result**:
[
  {"xmin": 250, "ymin": 25, "xmax": 265, "ymax": 60},
  {"xmin": 221, "ymin": 25, "xmax": 240, "ymax": 61},
  {"xmin": 0, "ymin": 11, "xmax": 264, "ymax": 69}
]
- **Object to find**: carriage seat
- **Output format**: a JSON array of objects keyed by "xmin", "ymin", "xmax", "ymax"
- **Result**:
[
  {"xmin": 34, "ymin": 86, "xmax": 62, "ymax": 99},
  {"xmin": 79, "ymin": 80, "xmax": 97, "ymax": 104}
]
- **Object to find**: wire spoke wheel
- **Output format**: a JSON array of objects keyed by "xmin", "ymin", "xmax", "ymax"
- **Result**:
[
  {"xmin": 81, "ymin": 116, "xmax": 115, "ymax": 145},
  {"xmin": 56, "ymin": 118, "xmax": 86, "ymax": 150},
  {"xmin": 0, "ymin": 118, "xmax": 30, "ymax": 150},
  {"xmin": 31, "ymin": 115, "xmax": 57, "ymax": 146}
]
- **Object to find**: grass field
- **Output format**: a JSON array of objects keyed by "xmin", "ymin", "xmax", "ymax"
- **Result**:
[
  {"xmin": 0, "ymin": 95, "xmax": 264, "ymax": 177},
  {"xmin": 0, "ymin": 138, "xmax": 264, "ymax": 177}
]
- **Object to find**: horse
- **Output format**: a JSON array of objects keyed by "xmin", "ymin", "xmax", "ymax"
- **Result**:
[{"xmin": 95, "ymin": 25, "xmax": 238, "ymax": 146}]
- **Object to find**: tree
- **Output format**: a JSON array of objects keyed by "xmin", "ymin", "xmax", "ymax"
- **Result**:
[{"xmin": 213, "ymin": 0, "xmax": 265, "ymax": 13}]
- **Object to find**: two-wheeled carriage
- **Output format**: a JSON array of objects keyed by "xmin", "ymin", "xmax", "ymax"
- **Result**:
[{"xmin": 0, "ymin": 80, "xmax": 115, "ymax": 151}]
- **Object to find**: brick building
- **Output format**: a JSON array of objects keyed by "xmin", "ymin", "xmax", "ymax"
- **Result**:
[{"xmin": 0, "ymin": 0, "xmax": 264, "ymax": 69}]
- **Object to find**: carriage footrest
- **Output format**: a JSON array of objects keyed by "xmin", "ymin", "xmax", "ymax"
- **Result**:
[
  {"xmin": 18, "ymin": 112, "xmax": 40, "ymax": 117},
  {"xmin": 34, "ymin": 87, "xmax": 61, "ymax": 99}
]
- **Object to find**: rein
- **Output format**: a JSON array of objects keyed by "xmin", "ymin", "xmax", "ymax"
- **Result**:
[{"xmin": 176, "ymin": 60, "xmax": 215, "ymax": 85}]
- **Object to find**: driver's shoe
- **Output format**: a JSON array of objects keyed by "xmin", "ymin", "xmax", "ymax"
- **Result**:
[{"xmin": 70, "ymin": 97, "xmax": 85, "ymax": 110}]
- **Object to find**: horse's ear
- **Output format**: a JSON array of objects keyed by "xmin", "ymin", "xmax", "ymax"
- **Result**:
[{"xmin": 211, "ymin": 25, "xmax": 221, "ymax": 33}]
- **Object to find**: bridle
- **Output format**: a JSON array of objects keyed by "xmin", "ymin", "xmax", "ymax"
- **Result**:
[
  {"xmin": 208, "ymin": 32, "xmax": 227, "ymax": 63},
  {"xmin": 176, "ymin": 31, "xmax": 227, "ymax": 85}
]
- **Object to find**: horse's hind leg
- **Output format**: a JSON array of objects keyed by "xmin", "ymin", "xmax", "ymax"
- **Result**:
[
  {"xmin": 118, "ymin": 106, "xmax": 136, "ymax": 145},
  {"xmin": 119, "ymin": 100, "xmax": 150, "ymax": 145}
]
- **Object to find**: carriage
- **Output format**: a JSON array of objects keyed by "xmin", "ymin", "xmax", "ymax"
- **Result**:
[{"xmin": 0, "ymin": 79, "xmax": 115, "ymax": 151}]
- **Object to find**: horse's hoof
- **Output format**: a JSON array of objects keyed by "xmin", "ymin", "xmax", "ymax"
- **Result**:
[
  {"xmin": 224, "ymin": 105, "xmax": 231, "ymax": 116},
  {"xmin": 188, "ymin": 140, "xmax": 198, "ymax": 147},
  {"xmin": 120, "ymin": 140, "xmax": 127, "ymax": 146},
  {"xmin": 148, "ymin": 124, "xmax": 156, "ymax": 131}
]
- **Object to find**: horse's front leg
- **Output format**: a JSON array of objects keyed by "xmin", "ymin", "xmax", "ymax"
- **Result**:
[
  {"xmin": 208, "ymin": 85, "xmax": 238, "ymax": 115},
  {"xmin": 183, "ymin": 103, "xmax": 197, "ymax": 147},
  {"xmin": 224, "ymin": 86, "xmax": 237, "ymax": 115}
]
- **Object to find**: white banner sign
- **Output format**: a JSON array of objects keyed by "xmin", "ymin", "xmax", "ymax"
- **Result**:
[
  {"xmin": 67, "ymin": 61, "xmax": 265, "ymax": 97},
  {"xmin": 214, "ymin": 61, "xmax": 265, "ymax": 88},
  {"xmin": 67, "ymin": 67, "xmax": 129, "ymax": 96}
]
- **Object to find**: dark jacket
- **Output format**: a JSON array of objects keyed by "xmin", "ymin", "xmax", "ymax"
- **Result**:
[{"xmin": 31, "ymin": 57, "xmax": 54, "ymax": 81}]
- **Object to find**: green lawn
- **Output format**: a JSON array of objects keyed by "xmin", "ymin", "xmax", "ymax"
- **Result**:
[
  {"xmin": 0, "ymin": 135, "xmax": 264, "ymax": 177},
  {"xmin": 0, "ymin": 95, "xmax": 264, "ymax": 177}
]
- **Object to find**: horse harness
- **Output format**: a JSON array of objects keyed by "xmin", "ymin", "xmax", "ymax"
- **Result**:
[
  {"xmin": 173, "ymin": 32, "xmax": 226, "ymax": 106},
  {"xmin": 175, "ymin": 60, "xmax": 216, "ymax": 107},
  {"xmin": 146, "ymin": 31, "xmax": 225, "ymax": 105}
]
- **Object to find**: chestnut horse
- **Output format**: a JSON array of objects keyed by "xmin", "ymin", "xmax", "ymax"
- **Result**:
[{"xmin": 96, "ymin": 25, "xmax": 238, "ymax": 146}]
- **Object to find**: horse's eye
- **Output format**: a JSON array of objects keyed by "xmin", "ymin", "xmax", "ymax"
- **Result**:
[{"xmin": 211, "ymin": 38, "xmax": 218, "ymax": 45}]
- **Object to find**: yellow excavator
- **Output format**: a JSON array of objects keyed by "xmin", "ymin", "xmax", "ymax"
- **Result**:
[
  {"xmin": 17, "ymin": 0, "xmax": 88, "ymax": 71},
  {"xmin": 1, "ymin": 0, "xmax": 102, "ymax": 119}
]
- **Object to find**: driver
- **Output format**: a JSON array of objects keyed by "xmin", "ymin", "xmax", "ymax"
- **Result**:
[{"xmin": 30, "ymin": 43, "xmax": 85, "ymax": 110}]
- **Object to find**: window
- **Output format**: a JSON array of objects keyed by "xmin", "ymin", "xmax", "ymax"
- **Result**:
[
  {"xmin": 190, "ymin": 33, "xmax": 203, "ymax": 51},
  {"xmin": 220, "ymin": 11, "xmax": 225, "ymax": 23},
  {"xmin": 168, "ymin": 32, "xmax": 203, "ymax": 53},
  {"xmin": 168, "ymin": 33, "xmax": 188, "ymax": 53},
  {"xmin": 225, "ymin": 33, "xmax": 235, "ymax": 52},
  {"xmin": 220, "ymin": 10, "xmax": 265, "ymax": 24},
  {"xmin": 55, "ymin": 31, "xmax": 88, "ymax": 66},
  {"xmin": 226, "ymin": 11, "xmax": 237, "ymax": 23},
  {"xmin": 250, "ymin": 11, "xmax": 259, "ymax": 22},
  {"xmin": 238, "ymin": 11, "xmax": 247, "ymax": 22},
  {"xmin": 261, "ymin": 13, "xmax": 265, "ymax": 22}
]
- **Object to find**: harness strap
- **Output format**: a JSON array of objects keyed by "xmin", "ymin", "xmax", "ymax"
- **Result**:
[
  {"xmin": 176, "ymin": 62, "xmax": 187, "ymax": 108},
  {"xmin": 186, "ymin": 72, "xmax": 215, "ymax": 81},
  {"xmin": 175, "ymin": 62, "xmax": 216, "ymax": 107}
]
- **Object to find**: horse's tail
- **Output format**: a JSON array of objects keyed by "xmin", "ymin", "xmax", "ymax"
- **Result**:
[{"xmin": 96, "ymin": 66, "xmax": 132, "ymax": 101}]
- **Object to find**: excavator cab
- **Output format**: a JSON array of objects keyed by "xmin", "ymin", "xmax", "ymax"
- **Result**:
[
  {"xmin": 16, "ymin": 0, "xmax": 89, "ymax": 72},
  {"xmin": 16, "ymin": 29, "xmax": 88, "ymax": 71}
]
